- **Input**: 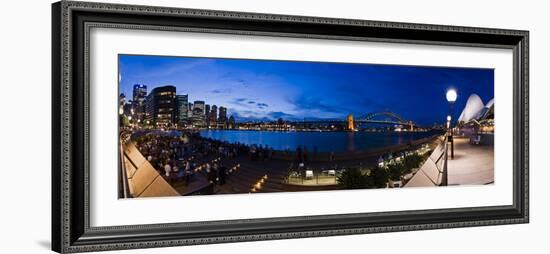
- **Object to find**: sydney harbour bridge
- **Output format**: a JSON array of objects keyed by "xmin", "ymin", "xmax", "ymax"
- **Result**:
[{"xmin": 292, "ymin": 111, "xmax": 418, "ymax": 130}]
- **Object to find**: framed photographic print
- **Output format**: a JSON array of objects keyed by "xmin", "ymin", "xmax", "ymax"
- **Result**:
[{"xmin": 51, "ymin": 1, "xmax": 529, "ymax": 253}]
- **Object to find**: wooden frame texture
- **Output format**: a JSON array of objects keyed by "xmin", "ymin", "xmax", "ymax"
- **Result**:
[{"xmin": 52, "ymin": 1, "xmax": 529, "ymax": 253}]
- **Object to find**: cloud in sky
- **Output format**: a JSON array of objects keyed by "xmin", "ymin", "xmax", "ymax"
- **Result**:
[
  {"xmin": 257, "ymin": 103, "xmax": 269, "ymax": 109},
  {"xmin": 210, "ymin": 88, "xmax": 232, "ymax": 94}
]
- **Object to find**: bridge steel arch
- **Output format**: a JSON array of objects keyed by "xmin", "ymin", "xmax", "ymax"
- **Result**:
[
  {"xmin": 356, "ymin": 111, "xmax": 406, "ymax": 123},
  {"xmin": 295, "ymin": 111, "xmax": 418, "ymax": 129}
]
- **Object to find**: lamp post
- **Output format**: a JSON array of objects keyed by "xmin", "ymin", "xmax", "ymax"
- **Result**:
[
  {"xmin": 446, "ymin": 89, "xmax": 457, "ymax": 159},
  {"xmin": 127, "ymin": 116, "xmax": 132, "ymax": 128},
  {"xmin": 441, "ymin": 89, "xmax": 457, "ymax": 187}
]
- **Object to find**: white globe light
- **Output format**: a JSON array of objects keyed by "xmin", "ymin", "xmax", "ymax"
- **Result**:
[
  {"xmin": 446, "ymin": 89, "xmax": 457, "ymax": 103},
  {"xmin": 447, "ymin": 115, "xmax": 451, "ymax": 121}
]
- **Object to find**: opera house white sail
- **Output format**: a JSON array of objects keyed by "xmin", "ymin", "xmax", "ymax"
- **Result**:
[{"xmin": 458, "ymin": 94, "xmax": 494, "ymax": 123}]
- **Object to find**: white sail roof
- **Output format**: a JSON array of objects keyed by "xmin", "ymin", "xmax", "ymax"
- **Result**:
[
  {"xmin": 458, "ymin": 94, "xmax": 485, "ymax": 123},
  {"xmin": 476, "ymin": 98, "xmax": 495, "ymax": 120},
  {"xmin": 485, "ymin": 98, "xmax": 494, "ymax": 108}
]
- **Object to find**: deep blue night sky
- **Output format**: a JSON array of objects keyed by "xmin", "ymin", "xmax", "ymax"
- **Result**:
[{"xmin": 119, "ymin": 54, "xmax": 494, "ymax": 125}]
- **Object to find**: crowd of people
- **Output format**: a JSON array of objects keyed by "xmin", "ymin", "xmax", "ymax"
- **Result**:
[
  {"xmin": 247, "ymin": 144, "xmax": 274, "ymax": 161},
  {"xmin": 132, "ymin": 130, "xmax": 270, "ymax": 187},
  {"xmin": 132, "ymin": 132, "xmax": 195, "ymax": 184}
]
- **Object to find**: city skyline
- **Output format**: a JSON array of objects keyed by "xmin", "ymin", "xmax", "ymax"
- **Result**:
[{"xmin": 119, "ymin": 54, "xmax": 494, "ymax": 125}]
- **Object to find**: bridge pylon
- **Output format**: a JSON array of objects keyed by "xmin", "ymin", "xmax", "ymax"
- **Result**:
[{"xmin": 347, "ymin": 114, "xmax": 355, "ymax": 131}]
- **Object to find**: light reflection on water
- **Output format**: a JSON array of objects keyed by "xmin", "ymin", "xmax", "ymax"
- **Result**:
[{"xmin": 199, "ymin": 130, "xmax": 437, "ymax": 152}]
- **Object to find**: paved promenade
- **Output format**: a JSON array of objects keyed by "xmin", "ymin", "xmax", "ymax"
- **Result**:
[
  {"xmin": 405, "ymin": 136, "xmax": 494, "ymax": 187},
  {"xmin": 121, "ymin": 130, "xmax": 492, "ymax": 197},
  {"xmin": 448, "ymin": 137, "xmax": 494, "ymax": 185}
]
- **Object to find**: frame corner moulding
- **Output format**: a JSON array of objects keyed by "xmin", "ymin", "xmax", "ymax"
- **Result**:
[{"xmin": 52, "ymin": 1, "xmax": 529, "ymax": 253}]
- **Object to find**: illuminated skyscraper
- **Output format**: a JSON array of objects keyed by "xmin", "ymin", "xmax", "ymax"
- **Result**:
[
  {"xmin": 176, "ymin": 94, "xmax": 188, "ymax": 124},
  {"xmin": 205, "ymin": 104, "xmax": 211, "ymax": 126},
  {"xmin": 193, "ymin": 101, "xmax": 205, "ymax": 116},
  {"xmin": 218, "ymin": 106, "xmax": 227, "ymax": 127},
  {"xmin": 145, "ymin": 85, "xmax": 176, "ymax": 125},
  {"xmin": 191, "ymin": 100, "xmax": 206, "ymax": 127},
  {"xmin": 132, "ymin": 84, "xmax": 147, "ymax": 121},
  {"xmin": 210, "ymin": 105, "xmax": 218, "ymax": 127}
]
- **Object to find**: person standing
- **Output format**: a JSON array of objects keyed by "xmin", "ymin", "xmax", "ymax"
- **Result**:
[
  {"xmin": 205, "ymin": 163, "xmax": 214, "ymax": 183},
  {"xmin": 184, "ymin": 161, "xmax": 191, "ymax": 186},
  {"xmin": 218, "ymin": 163, "xmax": 227, "ymax": 185},
  {"xmin": 212, "ymin": 163, "xmax": 219, "ymax": 184},
  {"xmin": 163, "ymin": 161, "xmax": 172, "ymax": 178}
]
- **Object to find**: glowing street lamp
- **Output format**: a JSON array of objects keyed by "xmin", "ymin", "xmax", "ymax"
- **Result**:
[
  {"xmin": 446, "ymin": 88, "xmax": 457, "ymax": 132},
  {"xmin": 442, "ymin": 89, "xmax": 457, "ymax": 187},
  {"xmin": 445, "ymin": 88, "xmax": 457, "ymax": 139},
  {"xmin": 446, "ymin": 89, "xmax": 457, "ymax": 103}
]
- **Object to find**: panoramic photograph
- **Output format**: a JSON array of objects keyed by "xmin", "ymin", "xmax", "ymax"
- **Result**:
[{"xmin": 118, "ymin": 54, "xmax": 495, "ymax": 198}]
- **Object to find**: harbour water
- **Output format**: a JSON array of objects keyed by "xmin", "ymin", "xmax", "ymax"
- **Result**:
[{"xmin": 199, "ymin": 130, "xmax": 439, "ymax": 153}]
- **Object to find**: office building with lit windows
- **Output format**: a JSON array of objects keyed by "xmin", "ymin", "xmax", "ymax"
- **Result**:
[
  {"xmin": 192, "ymin": 100, "xmax": 205, "ymax": 115},
  {"xmin": 218, "ymin": 106, "xmax": 227, "ymax": 127},
  {"xmin": 210, "ymin": 105, "xmax": 218, "ymax": 126},
  {"xmin": 175, "ymin": 94, "xmax": 189, "ymax": 124},
  {"xmin": 145, "ymin": 85, "xmax": 176, "ymax": 125},
  {"xmin": 190, "ymin": 100, "xmax": 206, "ymax": 127},
  {"xmin": 132, "ymin": 84, "xmax": 147, "ymax": 121}
]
